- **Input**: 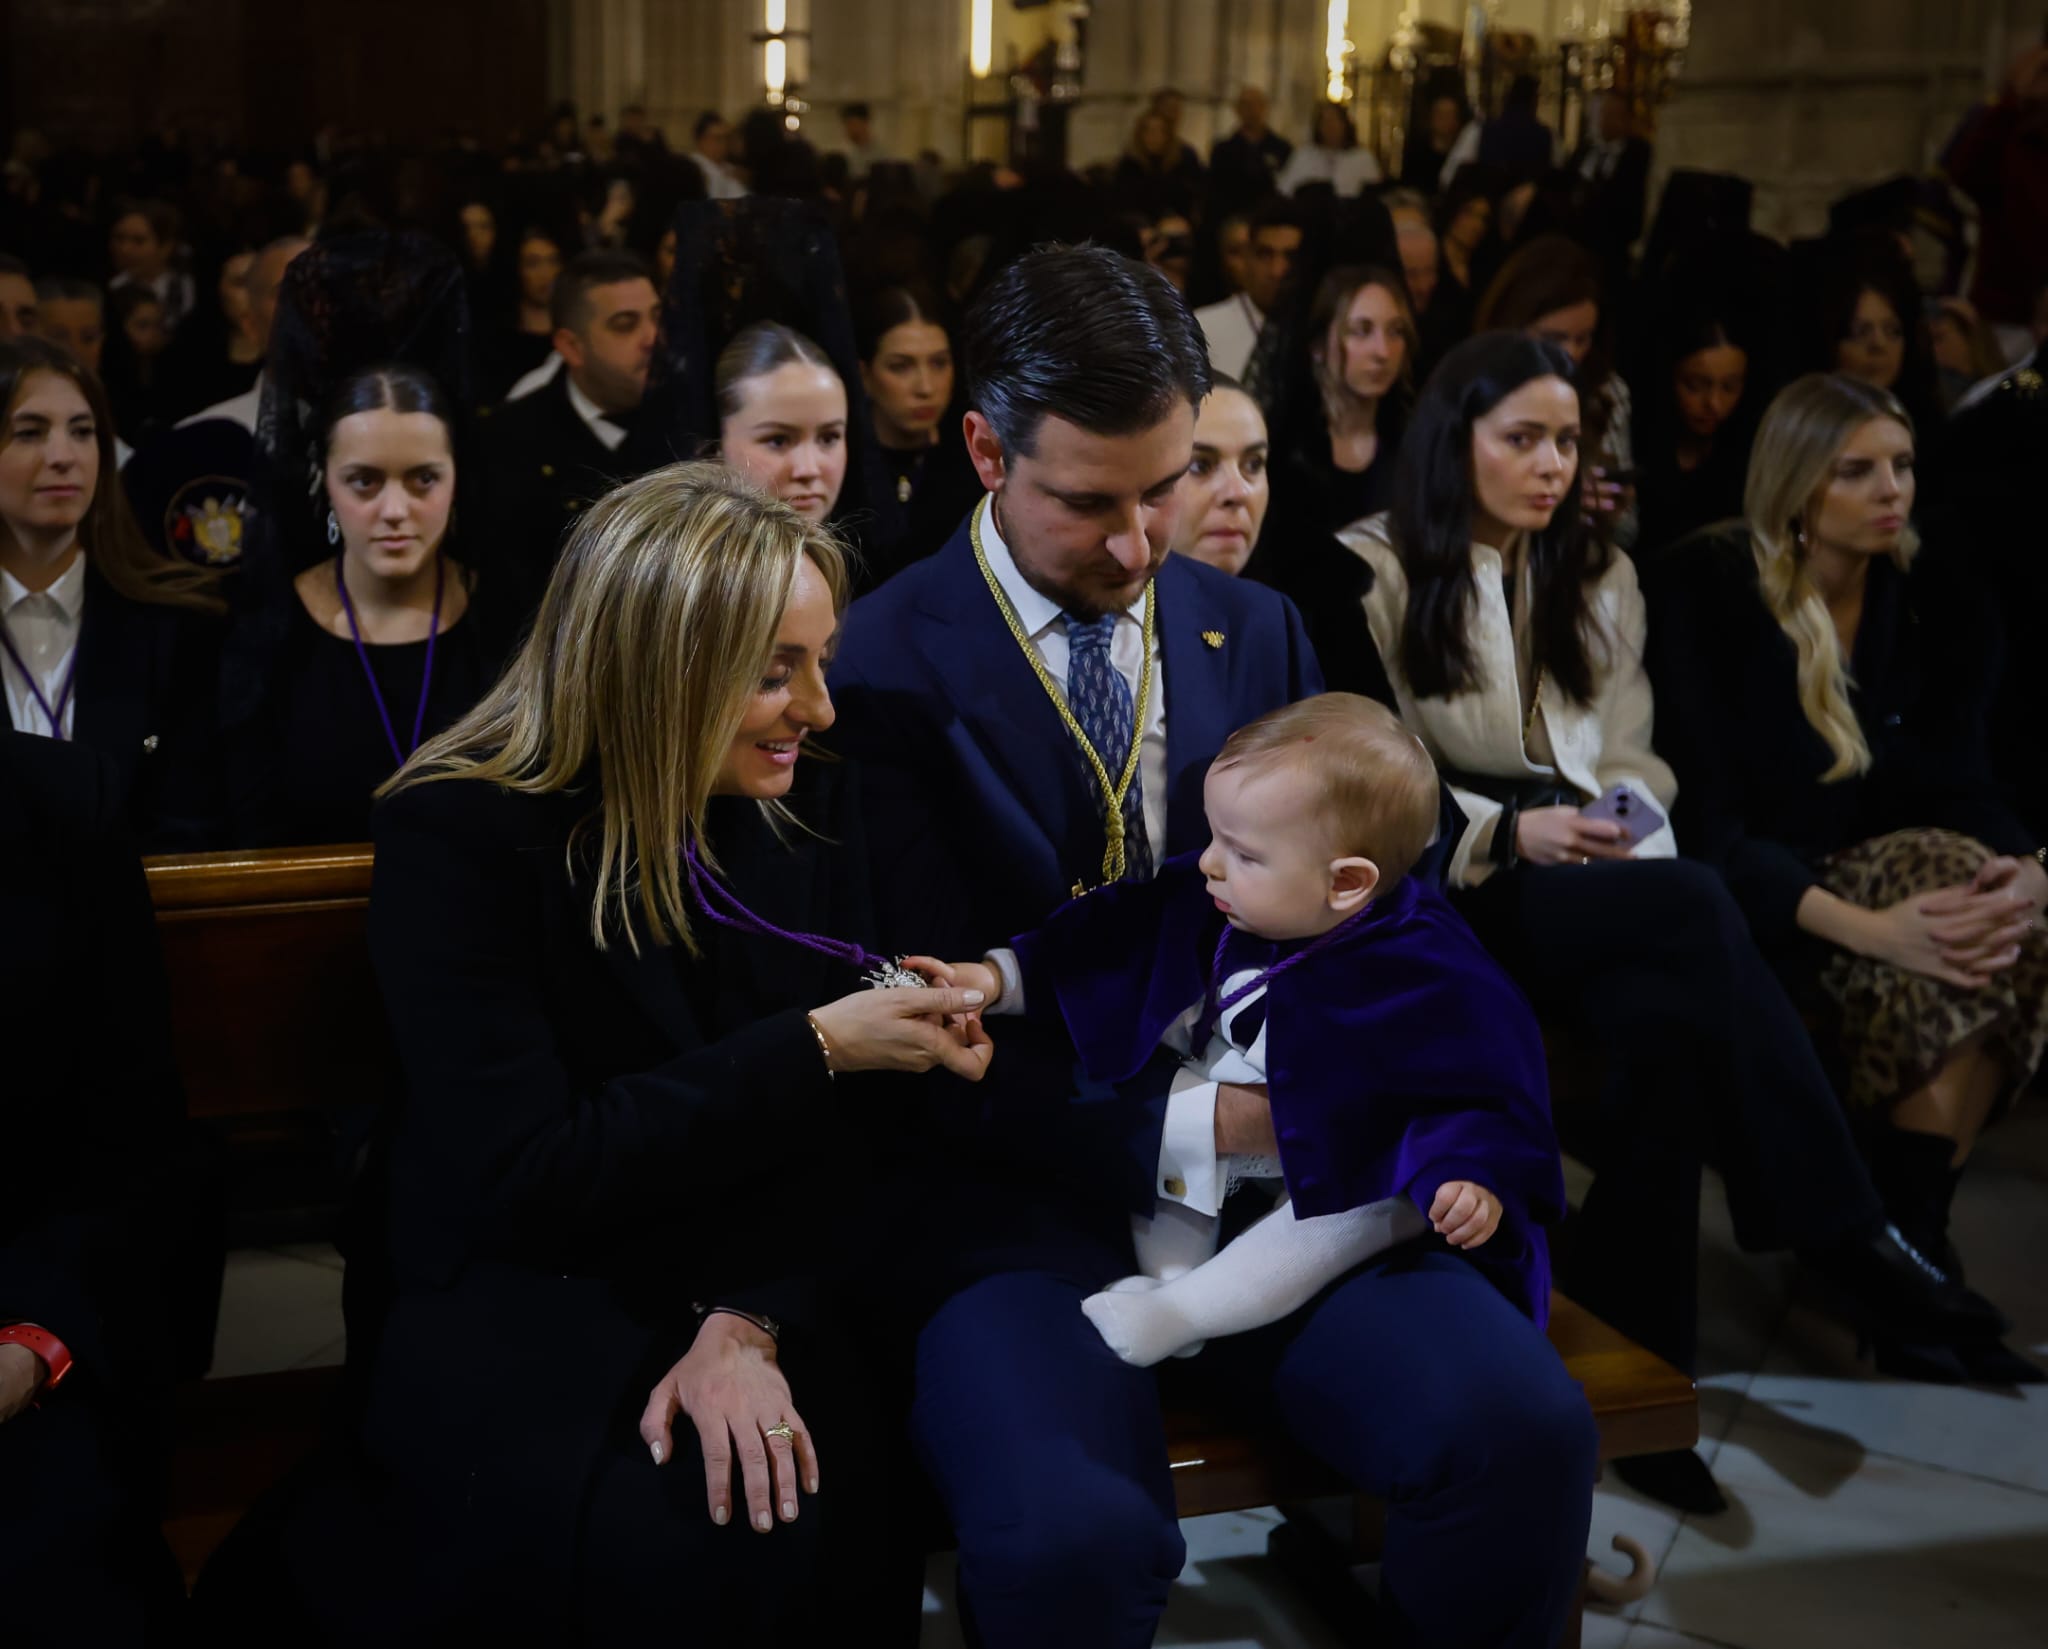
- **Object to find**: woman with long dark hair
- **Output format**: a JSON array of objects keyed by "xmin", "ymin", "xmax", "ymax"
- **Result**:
[
  {"xmin": 1646, "ymin": 373, "xmax": 2044, "ymax": 1382},
  {"xmin": 1632, "ymin": 305, "xmax": 1767, "ymax": 564},
  {"xmin": 1797, "ymin": 242, "xmax": 1944, "ymax": 440},
  {"xmin": 0, "ymin": 336, "xmax": 224, "ymax": 845},
  {"xmin": 1474, "ymin": 234, "xmax": 1637, "ymax": 549},
  {"xmin": 1261, "ymin": 263, "xmax": 1416, "ymax": 542},
  {"xmin": 854, "ymin": 284, "xmax": 979, "ymax": 582},
  {"xmin": 1334, "ymin": 332, "xmax": 2006, "ymax": 1509}
]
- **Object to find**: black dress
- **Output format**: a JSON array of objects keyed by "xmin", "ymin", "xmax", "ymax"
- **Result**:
[
  {"xmin": 259, "ymin": 756, "xmax": 922, "ymax": 1644},
  {"xmin": 1641, "ymin": 527, "xmax": 2035, "ymax": 957},
  {"xmin": 862, "ymin": 428, "xmax": 983, "ymax": 591},
  {"xmin": 1631, "ymin": 436, "xmax": 1751, "ymax": 570},
  {"xmin": 1246, "ymin": 431, "xmax": 1401, "ymax": 696},
  {"xmin": 227, "ymin": 598, "xmax": 499, "ymax": 847},
  {"xmin": 0, "ymin": 733, "xmax": 191, "ymax": 1644}
]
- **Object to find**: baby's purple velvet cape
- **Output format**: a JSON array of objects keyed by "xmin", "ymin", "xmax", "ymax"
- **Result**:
[{"xmin": 1010, "ymin": 854, "xmax": 1564, "ymax": 1324}]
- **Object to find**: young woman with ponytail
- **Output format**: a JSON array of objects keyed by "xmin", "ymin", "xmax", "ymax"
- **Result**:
[{"xmin": 1645, "ymin": 371, "xmax": 2046, "ymax": 1385}]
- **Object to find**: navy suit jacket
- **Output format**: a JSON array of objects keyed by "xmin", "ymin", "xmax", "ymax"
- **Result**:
[{"xmin": 829, "ymin": 509, "xmax": 1322, "ymax": 1282}]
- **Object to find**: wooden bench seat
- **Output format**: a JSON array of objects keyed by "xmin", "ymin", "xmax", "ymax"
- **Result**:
[{"xmin": 147, "ymin": 846, "xmax": 1697, "ymax": 1629}]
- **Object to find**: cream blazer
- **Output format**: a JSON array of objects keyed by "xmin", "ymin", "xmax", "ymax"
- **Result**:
[{"xmin": 1338, "ymin": 513, "xmax": 1679, "ymax": 886}]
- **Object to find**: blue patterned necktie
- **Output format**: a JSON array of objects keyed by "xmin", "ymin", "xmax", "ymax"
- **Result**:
[{"xmin": 1065, "ymin": 611, "xmax": 1152, "ymax": 882}]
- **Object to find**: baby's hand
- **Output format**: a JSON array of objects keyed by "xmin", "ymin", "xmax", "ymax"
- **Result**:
[
  {"xmin": 1428, "ymin": 1180, "xmax": 1502, "ymax": 1249},
  {"xmin": 902, "ymin": 956, "xmax": 1002, "ymax": 1010}
]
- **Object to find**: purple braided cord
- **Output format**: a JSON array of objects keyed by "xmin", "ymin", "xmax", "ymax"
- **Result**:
[
  {"xmin": 682, "ymin": 839, "xmax": 890, "ymax": 973},
  {"xmin": 1192, "ymin": 905, "xmax": 1373, "ymax": 1049},
  {"xmin": 336, "ymin": 551, "xmax": 444, "ymax": 768}
]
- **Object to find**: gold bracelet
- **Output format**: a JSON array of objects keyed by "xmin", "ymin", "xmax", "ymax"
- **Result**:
[{"xmin": 804, "ymin": 1013, "xmax": 837, "ymax": 1079}]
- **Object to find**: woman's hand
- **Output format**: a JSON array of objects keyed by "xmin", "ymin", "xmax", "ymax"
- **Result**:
[
  {"xmin": 641, "ymin": 1313, "xmax": 818, "ymax": 1533},
  {"xmin": 1515, "ymin": 806, "xmax": 1632, "ymax": 867},
  {"xmin": 1581, "ymin": 466, "xmax": 1630, "ymax": 520},
  {"xmin": 902, "ymin": 956, "xmax": 1003, "ymax": 1008},
  {"xmin": 1859, "ymin": 885, "xmax": 2031, "ymax": 988},
  {"xmin": 1969, "ymin": 854, "xmax": 2048, "ymax": 912},
  {"xmin": 0, "ymin": 1343, "xmax": 45, "ymax": 1426},
  {"xmin": 808, "ymin": 986, "xmax": 993, "ymax": 1080}
]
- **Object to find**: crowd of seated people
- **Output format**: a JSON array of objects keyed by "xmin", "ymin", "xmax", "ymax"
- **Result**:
[{"xmin": 3, "ymin": 58, "xmax": 2046, "ymax": 1642}]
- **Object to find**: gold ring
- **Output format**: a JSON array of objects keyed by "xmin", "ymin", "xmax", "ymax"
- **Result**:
[{"xmin": 763, "ymin": 1422, "xmax": 796, "ymax": 1443}]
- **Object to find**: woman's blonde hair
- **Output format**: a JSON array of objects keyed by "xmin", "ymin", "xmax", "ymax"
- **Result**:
[
  {"xmin": 384, "ymin": 460, "xmax": 849, "ymax": 952},
  {"xmin": 1743, "ymin": 372, "xmax": 1918, "ymax": 782}
]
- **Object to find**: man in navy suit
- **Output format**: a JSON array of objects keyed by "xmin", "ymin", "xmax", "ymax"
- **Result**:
[{"xmin": 831, "ymin": 245, "xmax": 1594, "ymax": 1649}]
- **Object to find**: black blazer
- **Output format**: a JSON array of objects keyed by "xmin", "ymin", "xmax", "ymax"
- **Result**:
[
  {"xmin": 474, "ymin": 371, "xmax": 650, "ymax": 616},
  {"xmin": 352, "ymin": 755, "xmax": 896, "ymax": 1628},
  {"xmin": 0, "ymin": 733, "xmax": 185, "ymax": 1404},
  {"xmin": 1567, "ymin": 136, "xmax": 1653, "ymax": 257},
  {"xmin": 70, "ymin": 564, "xmax": 225, "ymax": 850},
  {"xmin": 1643, "ymin": 529, "xmax": 2035, "ymax": 954}
]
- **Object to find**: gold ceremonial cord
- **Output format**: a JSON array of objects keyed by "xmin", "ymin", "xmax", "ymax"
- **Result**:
[{"xmin": 970, "ymin": 497, "xmax": 1156, "ymax": 886}]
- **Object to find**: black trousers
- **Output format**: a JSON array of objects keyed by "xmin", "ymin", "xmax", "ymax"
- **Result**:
[
  {"xmin": 1459, "ymin": 857, "xmax": 1882, "ymax": 1373},
  {"xmin": 0, "ymin": 1395, "xmax": 188, "ymax": 1646}
]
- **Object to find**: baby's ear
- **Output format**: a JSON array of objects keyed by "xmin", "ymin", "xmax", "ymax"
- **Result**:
[{"xmin": 1329, "ymin": 855, "xmax": 1381, "ymax": 913}]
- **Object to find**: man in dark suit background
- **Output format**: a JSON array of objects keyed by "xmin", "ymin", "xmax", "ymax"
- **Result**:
[
  {"xmin": 1207, "ymin": 86, "xmax": 1292, "ymax": 219},
  {"xmin": 476, "ymin": 248, "xmax": 660, "ymax": 613},
  {"xmin": 830, "ymin": 244, "xmax": 1596, "ymax": 1649},
  {"xmin": 1567, "ymin": 91, "xmax": 1653, "ymax": 283}
]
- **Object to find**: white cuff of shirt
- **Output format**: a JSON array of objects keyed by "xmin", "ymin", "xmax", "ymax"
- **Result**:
[
  {"xmin": 984, "ymin": 948, "xmax": 1026, "ymax": 1015},
  {"xmin": 1158, "ymin": 1068, "xmax": 1224, "ymax": 1216}
]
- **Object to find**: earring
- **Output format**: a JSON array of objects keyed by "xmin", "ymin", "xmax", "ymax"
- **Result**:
[{"xmin": 326, "ymin": 509, "xmax": 340, "ymax": 546}]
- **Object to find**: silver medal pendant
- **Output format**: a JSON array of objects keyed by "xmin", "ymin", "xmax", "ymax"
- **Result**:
[{"xmin": 862, "ymin": 956, "xmax": 928, "ymax": 990}]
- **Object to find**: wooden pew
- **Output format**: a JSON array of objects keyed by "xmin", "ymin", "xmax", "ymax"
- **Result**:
[{"xmin": 148, "ymin": 847, "xmax": 1698, "ymax": 1634}]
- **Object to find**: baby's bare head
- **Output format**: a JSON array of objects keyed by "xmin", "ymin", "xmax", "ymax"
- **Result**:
[{"xmin": 1209, "ymin": 694, "xmax": 1440, "ymax": 888}]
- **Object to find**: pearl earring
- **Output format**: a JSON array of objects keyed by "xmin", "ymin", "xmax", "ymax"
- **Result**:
[{"xmin": 327, "ymin": 509, "xmax": 340, "ymax": 546}]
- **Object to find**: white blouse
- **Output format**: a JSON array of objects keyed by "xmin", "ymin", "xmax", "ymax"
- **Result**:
[{"xmin": 1337, "ymin": 512, "xmax": 1678, "ymax": 886}]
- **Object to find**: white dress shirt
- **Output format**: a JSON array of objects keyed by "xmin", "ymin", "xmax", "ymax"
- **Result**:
[
  {"xmin": 178, "ymin": 375, "xmax": 264, "ymax": 434},
  {"xmin": 978, "ymin": 493, "xmax": 1226, "ymax": 1213},
  {"xmin": 564, "ymin": 373, "xmax": 629, "ymax": 452},
  {"xmin": 1276, "ymin": 145, "xmax": 1383, "ymax": 199},
  {"xmin": 976, "ymin": 494, "xmax": 1166, "ymax": 858},
  {"xmin": 507, "ymin": 352, "xmax": 565, "ymax": 403},
  {"xmin": 690, "ymin": 153, "xmax": 749, "ymax": 201},
  {"xmin": 1193, "ymin": 295, "xmax": 1263, "ymax": 382},
  {"xmin": 1, "ymin": 551, "xmax": 87, "ymax": 739}
]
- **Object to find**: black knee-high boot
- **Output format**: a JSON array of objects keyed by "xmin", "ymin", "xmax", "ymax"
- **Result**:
[
  {"xmin": 1860, "ymin": 1127, "xmax": 2041, "ymax": 1385},
  {"xmin": 1866, "ymin": 1128, "xmax": 1976, "ymax": 1296}
]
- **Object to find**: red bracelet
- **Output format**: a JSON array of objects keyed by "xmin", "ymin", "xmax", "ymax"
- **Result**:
[{"xmin": 0, "ymin": 1323, "xmax": 74, "ymax": 1395}]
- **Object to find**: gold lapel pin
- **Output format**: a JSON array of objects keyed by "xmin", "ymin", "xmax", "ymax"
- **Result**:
[{"xmin": 1201, "ymin": 630, "xmax": 1225, "ymax": 649}]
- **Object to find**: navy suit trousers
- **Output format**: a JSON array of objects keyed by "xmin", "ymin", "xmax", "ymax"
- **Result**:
[{"xmin": 914, "ymin": 1244, "xmax": 1596, "ymax": 1649}]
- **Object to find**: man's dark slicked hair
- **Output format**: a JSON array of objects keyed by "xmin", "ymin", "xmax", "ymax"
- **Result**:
[
  {"xmin": 963, "ymin": 242, "xmax": 1210, "ymax": 457},
  {"xmin": 550, "ymin": 248, "xmax": 655, "ymax": 335}
]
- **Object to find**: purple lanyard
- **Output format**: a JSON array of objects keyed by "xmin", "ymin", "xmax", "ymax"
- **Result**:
[
  {"xmin": 0, "ymin": 616, "xmax": 79, "ymax": 740},
  {"xmin": 682, "ymin": 839, "xmax": 924, "ymax": 989},
  {"xmin": 336, "ymin": 554, "xmax": 443, "ymax": 769},
  {"xmin": 1191, "ymin": 906, "xmax": 1372, "ymax": 1050}
]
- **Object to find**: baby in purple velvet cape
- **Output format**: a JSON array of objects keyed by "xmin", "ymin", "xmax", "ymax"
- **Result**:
[{"xmin": 923, "ymin": 694, "xmax": 1565, "ymax": 1366}]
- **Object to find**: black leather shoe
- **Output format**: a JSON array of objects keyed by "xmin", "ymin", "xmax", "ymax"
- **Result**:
[
  {"xmin": 1613, "ymin": 1449, "xmax": 1727, "ymax": 1516},
  {"xmin": 1865, "ymin": 1332, "xmax": 2045, "ymax": 1386},
  {"xmin": 1803, "ymin": 1222, "xmax": 2012, "ymax": 1340}
]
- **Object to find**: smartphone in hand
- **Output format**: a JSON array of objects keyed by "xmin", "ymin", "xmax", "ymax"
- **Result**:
[{"xmin": 1580, "ymin": 783, "xmax": 1666, "ymax": 848}]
